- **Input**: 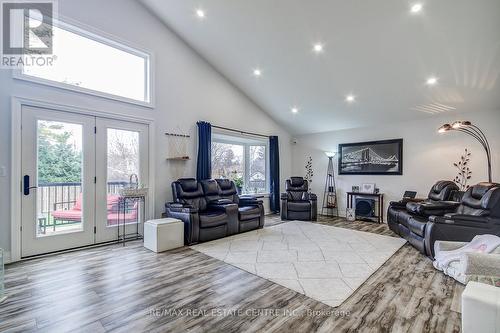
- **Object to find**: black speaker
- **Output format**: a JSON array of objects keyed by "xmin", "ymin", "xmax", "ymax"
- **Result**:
[{"xmin": 355, "ymin": 198, "xmax": 375, "ymax": 217}]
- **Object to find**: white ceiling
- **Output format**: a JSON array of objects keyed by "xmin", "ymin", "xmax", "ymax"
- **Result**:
[{"xmin": 140, "ymin": 0, "xmax": 500, "ymax": 134}]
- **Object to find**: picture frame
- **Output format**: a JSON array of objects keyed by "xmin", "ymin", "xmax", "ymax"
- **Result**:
[
  {"xmin": 361, "ymin": 183, "xmax": 376, "ymax": 194},
  {"xmin": 352, "ymin": 185, "xmax": 360, "ymax": 193},
  {"xmin": 338, "ymin": 139, "xmax": 403, "ymax": 175}
]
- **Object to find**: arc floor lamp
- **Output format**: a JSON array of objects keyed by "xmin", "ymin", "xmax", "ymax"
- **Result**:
[{"xmin": 438, "ymin": 120, "xmax": 492, "ymax": 182}]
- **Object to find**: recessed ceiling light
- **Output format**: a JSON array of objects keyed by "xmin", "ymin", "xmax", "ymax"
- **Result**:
[
  {"xmin": 346, "ymin": 95, "xmax": 355, "ymax": 102},
  {"xmin": 291, "ymin": 107, "xmax": 299, "ymax": 114},
  {"xmin": 426, "ymin": 77, "xmax": 438, "ymax": 85},
  {"xmin": 196, "ymin": 9, "xmax": 205, "ymax": 18},
  {"xmin": 410, "ymin": 3, "xmax": 423, "ymax": 13},
  {"xmin": 253, "ymin": 68, "xmax": 262, "ymax": 77},
  {"xmin": 313, "ymin": 43, "xmax": 324, "ymax": 53}
]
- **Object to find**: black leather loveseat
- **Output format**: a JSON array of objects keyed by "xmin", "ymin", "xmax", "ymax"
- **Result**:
[
  {"xmin": 425, "ymin": 182, "xmax": 500, "ymax": 258},
  {"xmin": 165, "ymin": 178, "xmax": 264, "ymax": 245},
  {"xmin": 388, "ymin": 180, "xmax": 459, "ymax": 254},
  {"xmin": 281, "ymin": 177, "xmax": 317, "ymax": 221}
]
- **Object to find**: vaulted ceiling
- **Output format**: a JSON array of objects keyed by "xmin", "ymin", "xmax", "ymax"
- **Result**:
[{"xmin": 141, "ymin": 0, "xmax": 500, "ymax": 134}]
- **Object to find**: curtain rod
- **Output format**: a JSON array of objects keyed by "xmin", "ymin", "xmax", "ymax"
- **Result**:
[{"xmin": 211, "ymin": 125, "xmax": 270, "ymax": 139}]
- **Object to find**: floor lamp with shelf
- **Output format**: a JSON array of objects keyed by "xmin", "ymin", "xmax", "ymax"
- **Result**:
[{"xmin": 322, "ymin": 152, "xmax": 338, "ymax": 217}]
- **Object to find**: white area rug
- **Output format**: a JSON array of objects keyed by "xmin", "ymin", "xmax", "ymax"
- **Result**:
[{"xmin": 191, "ymin": 221, "xmax": 406, "ymax": 307}]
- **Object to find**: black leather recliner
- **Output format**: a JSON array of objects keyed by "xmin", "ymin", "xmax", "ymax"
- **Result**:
[
  {"xmin": 388, "ymin": 180, "xmax": 460, "ymax": 254},
  {"xmin": 281, "ymin": 177, "xmax": 317, "ymax": 221},
  {"xmin": 425, "ymin": 182, "xmax": 500, "ymax": 258},
  {"xmin": 166, "ymin": 178, "xmax": 239, "ymax": 245},
  {"xmin": 165, "ymin": 178, "xmax": 265, "ymax": 245},
  {"xmin": 216, "ymin": 179, "xmax": 265, "ymax": 232}
]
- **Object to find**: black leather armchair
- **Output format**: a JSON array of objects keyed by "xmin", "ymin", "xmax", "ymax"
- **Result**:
[
  {"xmin": 425, "ymin": 182, "xmax": 500, "ymax": 258},
  {"xmin": 165, "ymin": 178, "xmax": 238, "ymax": 245},
  {"xmin": 387, "ymin": 180, "xmax": 459, "ymax": 254},
  {"xmin": 216, "ymin": 179, "xmax": 265, "ymax": 232},
  {"xmin": 281, "ymin": 177, "xmax": 317, "ymax": 221}
]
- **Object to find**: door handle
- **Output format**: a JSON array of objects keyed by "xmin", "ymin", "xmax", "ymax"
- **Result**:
[{"xmin": 23, "ymin": 175, "xmax": 37, "ymax": 195}]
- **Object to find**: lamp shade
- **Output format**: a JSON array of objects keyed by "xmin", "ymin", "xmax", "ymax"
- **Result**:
[
  {"xmin": 325, "ymin": 151, "xmax": 336, "ymax": 158},
  {"xmin": 438, "ymin": 124, "xmax": 452, "ymax": 133}
]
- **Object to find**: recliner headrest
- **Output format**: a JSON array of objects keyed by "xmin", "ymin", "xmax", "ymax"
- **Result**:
[
  {"xmin": 431, "ymin": 180, "xmax": 456, "ymax": 193},
  {"xmin": 471, "ymin": 182, "xmax": 497, "ymax": 199},
  {"xmin": 215, "ymin": 179, "xmax": 237, "ymax": 196},
  {"xmin": 216, "ymin": 179, "xmax": 233, "ymax": 190},
  {"xmin": 290, "ymin": 177, "xmax": 305, "ymax": 187},
  {"xmin": 460, "ymin": 183, "xmax": 500, "ymax": 212},
  {"xmin": 428, "ymin": 180, "xmax": 459, "ymax": 201},
  {"xmin": 178, "ymin": 178, "xmax": 199, "ymax": 192},
  {"xmin": 200, "ymin": 179, "xmax": 221, "ymax": 196},
  {"xmin": 286, "ymin": 177, "xmax": 308, "ymax": 192}
]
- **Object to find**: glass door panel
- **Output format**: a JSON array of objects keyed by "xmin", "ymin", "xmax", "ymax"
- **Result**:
[
  {"xmin": 106, "ymin": 128, "xmax": 140, "ymax": 227},
  {"xmin": 36, "ymin": 120, "xmax": 84, "ymax": 236}
]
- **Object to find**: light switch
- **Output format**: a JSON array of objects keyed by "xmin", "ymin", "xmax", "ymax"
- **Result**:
[{"xmin": 0, "ymin": 166, "xmax": 6, "ymax": 177}]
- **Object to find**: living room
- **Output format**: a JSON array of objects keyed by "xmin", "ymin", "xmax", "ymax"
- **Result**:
[{"xmin": 0, "ymin": 1, "xmax": 499, "ymax": 332}]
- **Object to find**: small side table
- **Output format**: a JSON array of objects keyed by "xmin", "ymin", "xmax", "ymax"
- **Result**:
[
  {"xmin": 346, "ymin": 192, "xmax": 384, "ymax": 223},
  {"xmin": 117, "ymin": 195, "xmax": 146, "ymax": 245}
]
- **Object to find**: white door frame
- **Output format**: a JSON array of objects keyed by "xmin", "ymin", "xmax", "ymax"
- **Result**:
[{"xmin": 11, "ymin": 96, "xmax": 156, "ymax": 262}]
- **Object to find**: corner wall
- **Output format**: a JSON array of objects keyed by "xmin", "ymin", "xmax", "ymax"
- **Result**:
[
  {"xmin": 291, "ymin": 110, "xmax": 499, "ymax": 220},
  {"xmin": 0, "ymin": 0, "xmax": 292, "ymax": 256}
]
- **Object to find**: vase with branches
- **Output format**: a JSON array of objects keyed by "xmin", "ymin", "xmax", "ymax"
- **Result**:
[
  {"xmin": 453, "ymin": 148, "xmax": 472, "ymax": 191},
  {"xmin": 305, "ymin": 156, "xmax": 314, "ymax": 192}
]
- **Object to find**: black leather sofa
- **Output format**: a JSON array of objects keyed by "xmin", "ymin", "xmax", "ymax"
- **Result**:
[
  {"xmin": 281, "ymin": 177, "xmax": 317, "ymax": 221},
  {"xmin": 388, "ymin": 180, "xmax": 460, "ymax": 254},
  {"xmin": 165, "ymin": 178, "xmax": 264, "ymax": 245},
  {"xmin": 425, "ymin": 182, "xmax": 500, "ymax": 258}
]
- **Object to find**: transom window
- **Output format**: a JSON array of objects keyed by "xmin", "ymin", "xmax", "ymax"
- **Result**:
[
  {"xmin": 17, "ymin": 19, "xmax": 152, "ymax": 106},
  {"xmin": 211, "ymin": 133, "xmax": 269, "ymax": 194}
]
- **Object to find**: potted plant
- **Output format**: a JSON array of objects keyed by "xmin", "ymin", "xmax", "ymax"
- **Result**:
[{"xmin": 233, "ymin": 177, "xmax": 244, "ymax": 194}]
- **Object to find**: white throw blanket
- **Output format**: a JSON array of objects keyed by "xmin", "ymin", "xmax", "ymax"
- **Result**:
[
  {"xmin": 433, "ymin": 235, "xmax": 500, "ymax": 271},
  {"xmin": 433, "ymin": 234, "xmax": 500, "ymax": 271}
]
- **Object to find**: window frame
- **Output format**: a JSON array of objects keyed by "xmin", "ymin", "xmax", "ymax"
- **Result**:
[
  {"xmin": 211, "ymin": 133, "xmax": 270, "ymax": 195},
  {"xmin": 12, "ymin": 16, "xmax": 154, "ymax": 108}
]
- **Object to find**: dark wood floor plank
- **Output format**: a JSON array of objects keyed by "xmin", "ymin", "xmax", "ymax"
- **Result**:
[{"xmin": 0, "ymin": 215, "xmax": 462, "ymax": 333}]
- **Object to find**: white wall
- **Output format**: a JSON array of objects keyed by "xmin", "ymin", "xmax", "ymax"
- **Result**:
[
  {"xmin": 0, "ymin": 0, "xmax": 292, "ymax": 256},
  {"xmin": 292, "ymin": 110, "xmax": 500, "ymax": 220}
]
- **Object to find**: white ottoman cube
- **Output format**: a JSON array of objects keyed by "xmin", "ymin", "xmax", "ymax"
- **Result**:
[
  {"xmin": 144, "ymin": 218, "xmax": 184, "ymax": 253},
  {"xmin": 462, "ymin": 281, "xmax": 500, "ymax": 333}
]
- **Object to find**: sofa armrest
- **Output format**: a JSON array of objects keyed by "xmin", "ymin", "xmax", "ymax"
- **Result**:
[
  {"xmin": 428, "ymin": 215, "xmax": 498, "ymax": 227},
  {"xmin": 165, "ymin": 203, "xmax": 199, "ymax": 245},
  {"xmin": 208, "ymin": 198, "xmax": 233, "ymax": 205},
  {"xmin": 308, "ymin": 193, "xmax": 317, "ymax": 201},
  {"xmin": 165, "ymin": 202, "xmax": 198, "ymax": 214},
  {"xmin": 390, "ymin": 198, "xmax": 425, "ymax": 209},
  {"xmin": 207, "ymin": 202, "xmax": 238, "ymax": 212},
  {"xmin": 207, "ymin": 203, "xmax": 239, "ymax": 235},
  {"xmin": 463, "ymin": 253, "xmax": 500, "ymax": 277},
  {"xmin": 406, "ymin": 201, "xmax": 459, "ymax": 216},
  {"xmin": 239, "ymin": 198, "xmax": 263, "ymax": 206}
]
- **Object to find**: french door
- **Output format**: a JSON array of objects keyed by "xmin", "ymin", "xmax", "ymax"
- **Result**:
[
  {"xmin": 20, "ymin": 106, "xmax": 149, "ymax": 257},
  {"xmin": 95, "ymin": 118, "xmax": 149, "ymax": 243}
]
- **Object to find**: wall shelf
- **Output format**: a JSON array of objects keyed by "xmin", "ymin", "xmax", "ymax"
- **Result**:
[{"xmin": 166, "ymin": 156, "xmax": 190, "ymax": 161}]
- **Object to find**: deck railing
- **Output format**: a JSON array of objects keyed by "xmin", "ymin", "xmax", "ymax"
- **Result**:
[{"xmin": 37, "ymin": 181, "xmax": 128, "ymax": 217}]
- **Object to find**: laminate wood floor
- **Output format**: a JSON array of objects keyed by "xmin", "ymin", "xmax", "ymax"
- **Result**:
[{"xmin": 0, "ymin": 216, "xmax": 463, "ymax": 333}]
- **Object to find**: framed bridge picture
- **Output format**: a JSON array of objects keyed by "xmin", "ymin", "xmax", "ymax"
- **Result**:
[{"xmin": 338, "ymin": 139, "xmax": 403, "ymax": 175}]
